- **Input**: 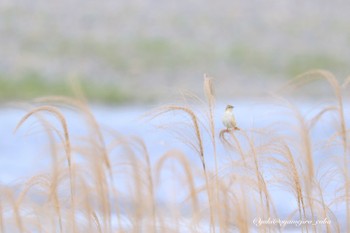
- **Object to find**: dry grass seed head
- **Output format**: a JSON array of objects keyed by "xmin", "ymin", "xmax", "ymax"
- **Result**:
[{"xmin": 156, "ymin": 150, "xmax": 199, "ymax": 213}]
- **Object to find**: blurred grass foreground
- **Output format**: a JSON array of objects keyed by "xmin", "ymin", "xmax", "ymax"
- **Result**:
[{"xmin": 1, "ymin": 71, "xmax": 350, "ymax": 232}]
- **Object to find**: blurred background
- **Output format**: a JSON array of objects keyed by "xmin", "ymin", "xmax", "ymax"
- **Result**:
[
  {"xmin": 0, "ymin": 2, "xmax": 349, "ymax": 230},
  {"xmin": 0, "ymin": 0, "xmax": 350, "ymax": 103}
]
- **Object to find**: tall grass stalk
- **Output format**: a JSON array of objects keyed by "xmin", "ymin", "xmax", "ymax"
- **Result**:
[
  {"xmin": 1, "ymin": 71, "xmax": 348, "ymax": 232},
  {"xmin": 284, "ymin": 70, "xmax": 349, "ymax": 232},
  {"xmin": 15, "ymin": 105, "xmax": 76, "ymax": 232}
]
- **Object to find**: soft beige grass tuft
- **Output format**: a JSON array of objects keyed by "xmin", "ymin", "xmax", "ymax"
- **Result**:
[{"xmin": 1, "ymin": 71, "xmax": 348, "ymax": 232}]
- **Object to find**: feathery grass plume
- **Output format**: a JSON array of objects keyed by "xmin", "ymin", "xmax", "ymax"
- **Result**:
[
  {"xmin": 314, "ymin": 181, "xmax": 333, "ymax": 233},
  {"xmin": 234, "ymin": 185, "xmax": 250, "ymax": 233},
  {"xmin": 14, "ymin": 173, "xmax": 68, "ymax": 232},
  {"xmin": 212, "ymin": 177, "xmax": 233, "ymax": 232},
  {"xmin": 149, "ymin": 104, "xmax": 219, "ymax": 232},
  {"xmin": 10, "ymin": 104, "xmax": 65, "ymax": 232},
  {"xmin": 156, "ymin": 150, "xmax": 199, "ymax": 214},
  {"xmin": 106, "ymin": 134, "xmax": 158, "ymax": 232},
  {"xmin": 203, "ymin": 75, "xmax": 216, "ymax": 173},
  {"xmin": 279, "ymin": 70, "xmax": 345, "ymax": 122},
  {"xmin": 33, "ymin": 96, "xmax": 115, "ymax": 231},
  {"xmin": 36, "ymin": 99, "xmax": 114, "ymax": 231},
  {"xmin": 3, "ymin": 72, "xmax": 349, "ymax": 232},
  {"xmin": 279, "ymin": 70, "xmax": 349, "ymax": 232},
  {"xmin": 147, "ymin": 82, "xmax": 226, "ymax": 231},
  {"xmin": 219, "ymin": 130, "xmax": 246, "ymax": 165},
  {"xmin": 14, "ymin": 106, "xmax": 71, "ymax": 174},
  {"xmin": 14, "ymin": 105, "xmax": 77, "ymax": 232},
  {"xmin": 33, "ymin": 96, "xmax": 112, "ymax": 172},
  {"xmin": 133, "ymin": 137, "xmax": 156, "ymax": 228},
  {"xmin": 269, "ymin": 143, "xmax": 307, "ymax": 228},
  {"xmin": 280, "ymin": 70, "xmax": 347, "ymax": 156},
  {"xmin": 67, "ymin": 78, "xmax": 112, "ymax": 177},
  {"xmin": 150, "ymin": 105, "xmax": 205, "ymax": 170},
  {"xmin": 122, "ymin": 136, "xmax": 157, "ymax": 232},
  {"xmin": 203, "ymin": 75, "xmax": 216, "ymax": 154},
  {"xmin": 219, "ymin": 129, "xmax": 274, "ymax": 223},
  {"xmin": 4, "ymin": 188, "xmax": 25, "ymax": 233},
  {"xmin": 242, "ymin": 130, "xmax": 272, "ymax": 219},
  {"xmin": 271, "ymin": 130, "xmax": 340, "ymax": 233},
  {"xmin": 204, "ymin": 74, "xmax": 225, "ymax": 230},
  {"xmin": 280, "ymin": 101, "xmax": 320, "ymax": 232}
]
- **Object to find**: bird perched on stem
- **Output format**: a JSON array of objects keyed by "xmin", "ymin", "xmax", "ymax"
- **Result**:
[{"xmin": 222, "ymin": 105, "xmax": 240, "ymax": 131}]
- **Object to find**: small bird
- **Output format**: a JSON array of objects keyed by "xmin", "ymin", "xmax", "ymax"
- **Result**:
[{"xmin": 222, "ymin": 104, "xmax": 240, "ymax": 131}]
